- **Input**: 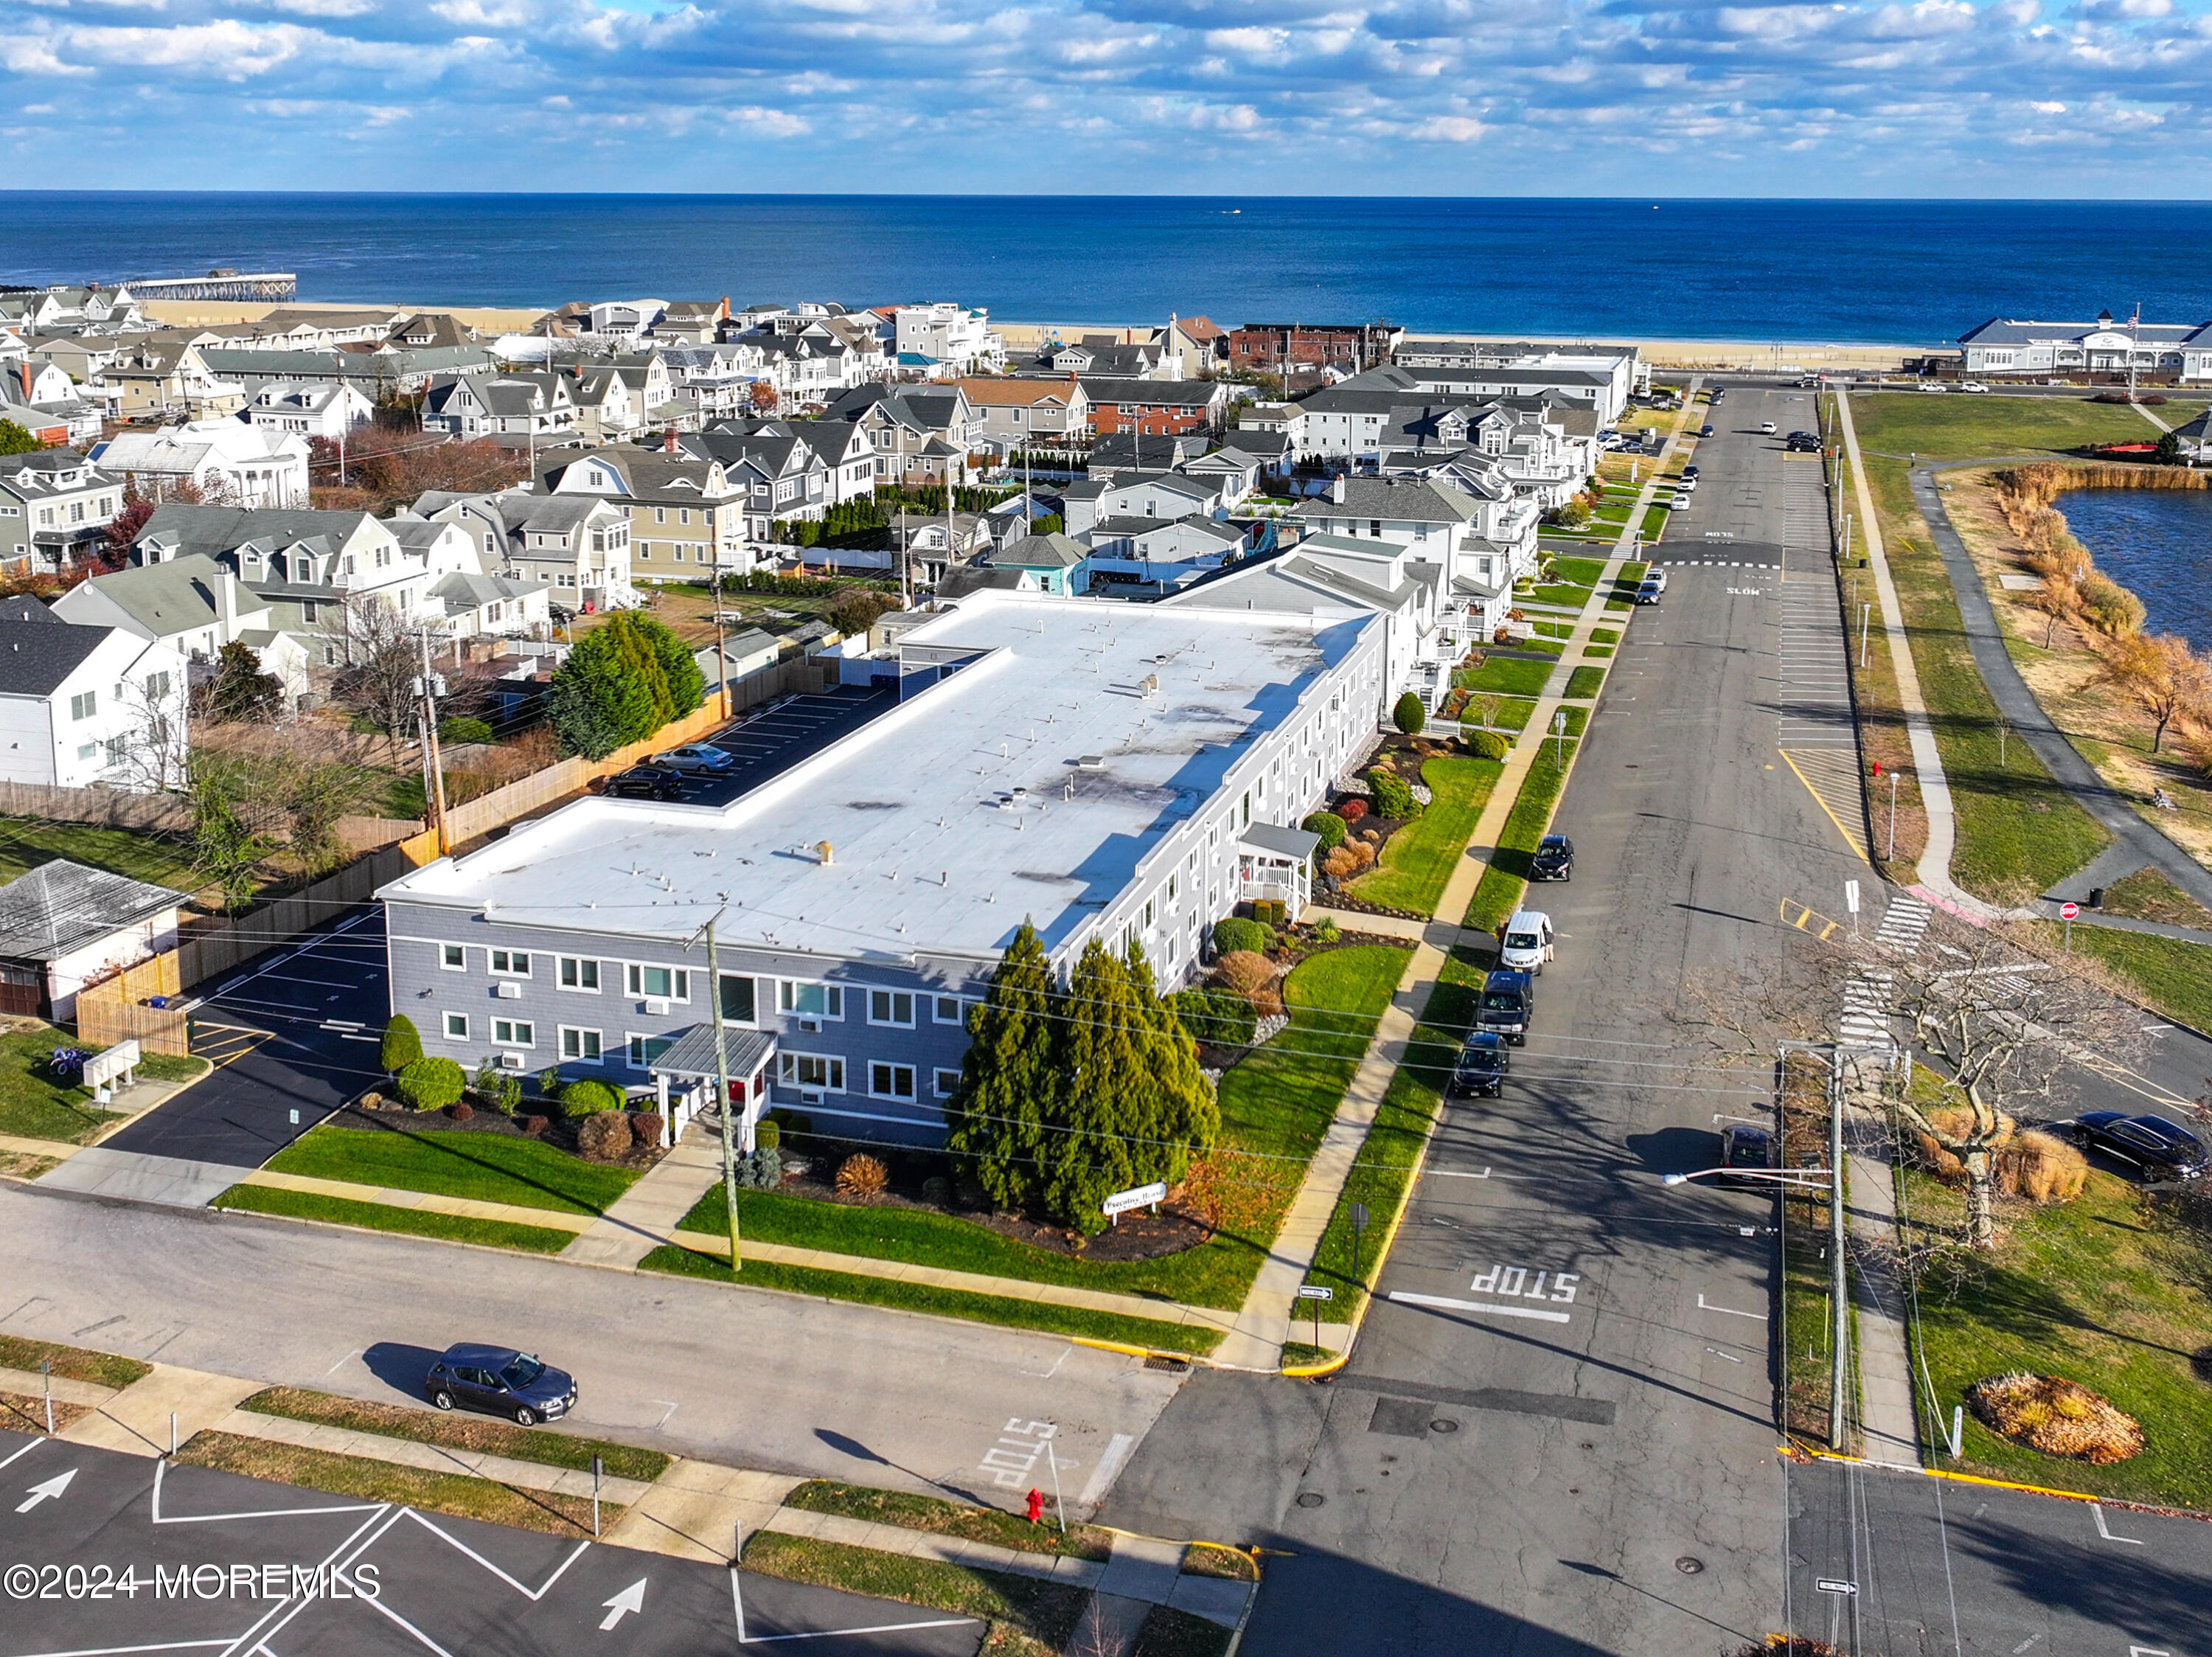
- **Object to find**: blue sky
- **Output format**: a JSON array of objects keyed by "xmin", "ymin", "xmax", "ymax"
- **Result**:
[{"xmin": 4, "ymin": 0, "xmax": 2208, "ymax": 193}]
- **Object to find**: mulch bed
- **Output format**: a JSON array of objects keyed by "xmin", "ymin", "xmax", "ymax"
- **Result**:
[
  {"xmin": 776, "ymin": 1144, "xmax": 1214, "ymax": 1263},
  {"xmin": 337, "ymin": 1101, "xmax": 668, "ymax": 1174}
]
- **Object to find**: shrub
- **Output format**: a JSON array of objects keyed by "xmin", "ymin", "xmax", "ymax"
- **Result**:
[
  {"xmin": 1366, "ymin": 768, "xmax": 1418, "ymax": 819},
  {"xmin": 1996, "ymin": 1129, "xmax": 2087, "ymax": 1203},
  {"xmin": 1302, "ymin": 811, "xmax": 1348, "ymax": 852},
  {"xmin": 577, "ymin": 1111, "xmax": 633, "ymax": 1161},
  {"xmin": 630, "ymin": 1111, "xmax": 664, "ymax": 1147},
  {"xmin": 2079, "ymin": 571, "xmax": 2146, "ymax": 636},
  {"xmin": 537, "ymin": 1066, "xmax": 563, "ymax": 1099},
  {"xmin": 561, "ymin": 1078, "xmax": 625, "ymax": 1116},
  {"xmin": 449, "ymin": 1101, "xmax": 473, "ymax": 1123},
  {"xmin": 1911, "ymin": 1106, "xmax": 2016, "ymax": 1181},
  {"xmin": 439, "ymin": 718, "xmax": 495, "ymax": 746},
  {"xmin": 1168, "ymin": 985, "xmax": 1258, "ymax": 1048},
  {"xmin": 379, "ymin": 1015, "xmax": 422, "ymax": 1075},
  {"xmin": 1213, "ymin": 917, "xmax": 1274, "ymax": 956},
  {"xmin": 1392, "ymin": 692, "xmax": 1427, "ymax": 736},
  {"xmin": 835, "ymin": 1153, "xmax": 889, "ymax": 1198},
  {"xmin": 472, "ymin": 1060, "xmax": 521, "ymax": 1115},
  {"xmin": 1312, "ymin": 916, "xmax": 1341, "ymax": 944},
  {"xmin": 1968, "ymin": 1372, "xmax": 2143, "ymax": 1464},
  {"xmin": 1466, "ymin": 729, "xmax": 1510, "ymax": 761},
  {"xmin": 754, "ymin": 1118, "xmax": 782, "ymax": 1153},
  {"xmin": 396, "ymin": 1056, "xmax": 466, "ymax": 1112},
  {"xmin": 1338, "ymin": 796, "xmax": 1368, "ymax": 823},
  {"xmin": 1214, "ymin": 951, "xmax": 1284, "ymax": 1018},
  {"xmin": 1322, "ymin": 845, "xmax": 1361, "ymax": 880}
]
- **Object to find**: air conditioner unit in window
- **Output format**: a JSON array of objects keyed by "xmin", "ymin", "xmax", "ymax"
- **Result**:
[
  {"xmin": 496, "ymin": 1051, "xmax": 524, "ymax": 1070},
  {"xmin": 495, "ymin": 981, "xmax": 523, "ymax": 999},
  {"xmin": 645, "ymin": 998, "xmax": 669, "ymax": 1015},
  {"xmin": 800, "ymin": 1089, "xmax": 822, "ymax": 1105},
  {"xmin": 799, "ymin": 1018, "xmax": 820, "ymax": 1033}
]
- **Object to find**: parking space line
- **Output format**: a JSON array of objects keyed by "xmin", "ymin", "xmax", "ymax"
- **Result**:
[
  {"xmin": 1388, "ymin": 1291, "xmax": 1571, "ymax": 1324},
  {"xmin": 2091, "ymin": 1503, "xmax": 2143, "ymax": 1546},
  {"xmin": 1697, "ymin": 1294, "xmax": 1767, "ymax": 1321},
  {"xmin": 728, "ymin": 1560, "xmax": 978, "ymax": 1646}
]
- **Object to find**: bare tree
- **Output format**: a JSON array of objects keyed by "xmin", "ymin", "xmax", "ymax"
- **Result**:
[
  {"xmin": 329, "ymin": 596, "xmax": 429, "ymax": 760},
  {"xmin": 1682, "ymin": 913, "xmax": 2141, "ymax": 1248},
  {"xmin": 100, "ymin": 672, "xmax": 192, "ymax": 794}
]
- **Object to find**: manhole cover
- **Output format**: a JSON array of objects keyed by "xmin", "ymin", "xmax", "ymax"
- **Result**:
[
  {"xmin": 1295, "ymin": 1492, "xmax": 1325, "ymax": 1509},
  {"xmin": 1430, "ymin": 1418, "xmax": 1461, "ymax": 1434},
  {"xmin": 1675, "ymin": 1556, "xmax": 1705, "ymax": 1575}
]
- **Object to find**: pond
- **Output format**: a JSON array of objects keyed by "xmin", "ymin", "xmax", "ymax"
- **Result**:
[{"xmin": 2058, "ymin": 485, "xmax": 2212, "ymax": 654}]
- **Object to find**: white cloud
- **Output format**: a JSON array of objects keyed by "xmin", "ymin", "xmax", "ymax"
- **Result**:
[
  {"xmin": 725, "ymin": 103, "xmax": 808, "ymax": 134},
  {"xmin": 1412, "ymin": 114, "xmax": 1486, "ymax": 140}
]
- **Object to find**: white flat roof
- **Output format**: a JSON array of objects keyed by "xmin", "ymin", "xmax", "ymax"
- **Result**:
[{"xmin": 380, "ymin": 591, "xmax": 1377, "ymax": 965}]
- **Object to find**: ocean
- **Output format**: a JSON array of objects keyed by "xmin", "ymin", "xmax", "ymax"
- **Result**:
[
  {"xmin": 6, "ymin": 195, "xmax": 2212, "ymax": 345},
  {"xmin": 2053, "ymin": 486, "xmax": 2212, "ymax": 655}
]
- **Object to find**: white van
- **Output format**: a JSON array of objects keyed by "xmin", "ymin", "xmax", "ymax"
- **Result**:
[{"xmin": 1498, "ymin": 909, "xmax": 1556, "ymax": 975}]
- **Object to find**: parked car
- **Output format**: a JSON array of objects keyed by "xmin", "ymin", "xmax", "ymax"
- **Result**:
[
  {"xmin": 1680, "ymin": 464, "xmax": 1700, "ymax": 480},
  {"xmin": 1797, "ymin": 375, "xmax": 1821, "ymax": 388},
  {"xmin": 1635, "ymin": 577, "xmax": 1663, "ymax": 605},
  {"xmin": 1715, "ymin": 1125, "xmax": 1775, "ymax": 1189},
  {"xmin": 1529, "ymin": 833, "xmax": 1574, "ymax": 881},
  {"xmin": 1644, "ymin": 567, "xmax": 1669, "ymax": 593},
  {"xmin": 599, "ymin": 765, "xmax": 687, "ymax": 801},
  {"xmin": 1916, "ymin": 381, "xmax": 1948, "ymax": 392},
  {"xmin": 1674, "ymin": 473, "xmax": 1698, "ymax": 492},
  {"xmin": 1497, "ymin": 909, "xmax": 1556, "ymax": 975},
  {"xmin": 1448, "ymin": 1032, "xmax": 1511, "ymax": 1098},
  {"xmin": 1961, "ymin": 381, "xmax": 1990, "ymax": 393},
  {"xmin": 1698, "ymin": 423, "xmax": 1716, "ymax": 437},
  {"xmin": 1759, "ymin": 421, "xmax": 1778, "ymax": 435},
  {"xmin": 1668, "ymin": 493, "xmax": 1691, "ymax": 510},
  {"xmin": 1475, "ymin": 970, "xmax": 1535, "ymax": 1045},
  {"xmin": 1787, "ymin": 434, "xmax": 1822, "ymax": 454},
  {"xmin": 655, "ymin": 743, "xmax": 739, "ymax": 775},
  {"xmin": 2066, "ymin": 1112, "xmax": 2208, "ymax": 1182},
  {"xmin": 425, "ymin": 1344, "xmax": 577, "ymax": 1426}
]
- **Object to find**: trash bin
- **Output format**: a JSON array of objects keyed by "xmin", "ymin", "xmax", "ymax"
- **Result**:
[{"xmin": 2087, "ymin": 888, "xmax": 2105, "ymax": 909}]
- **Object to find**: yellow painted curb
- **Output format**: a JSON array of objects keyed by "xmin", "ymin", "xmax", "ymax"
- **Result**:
[
  {"xmin": 1279, "ymin": 1351, "xmax": 1349, "ymax": 1380},
  {"xmin": 1067, "ymin": 1336, "xmax": 1199, "ymax": 1366},
  {"xmin": 1783, "ymin": 1442, "xmax": 2212, "ymax": 1520}
]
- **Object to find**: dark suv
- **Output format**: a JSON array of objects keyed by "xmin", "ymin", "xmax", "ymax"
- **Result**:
[
  {"xmin": 425, "ymin": 1344, "xmax": 577, "ymax": 1426},
  {"xmin": 1448, "ymin": 1032, "xmax": 1510, "ymax": 1097},
  {"xmin": 1529, "ymin": 834, "xmax": 1573, "ymax": 882},
  {"xmin": 1475, "ymin": 969, "xmax": 1535, "ymax": 1046},
  {"xmin": 2068, "ymin": 1112, "xmax": 2208, "ymax": 1182}
]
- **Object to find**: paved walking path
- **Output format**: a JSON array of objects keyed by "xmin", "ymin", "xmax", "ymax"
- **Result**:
[
  {"xmin": 1909, "ymin": 459, "xmax": 2212, "ymax": 914},
  {"xmin": 213, "ymin": 1404, "xmax": 658, "ymax": 1504},
  {"xmin": 58, "ymin": 1364, "xmax": 262, "ymax": 1459},
  {"xmin": 1207, "ymin": 392, "xmax": 1699, "ymax": 1372},
  {"xmin": 560, "ymin": 1122, "xmax": 728, "ymax": 1268},
  {"xmin": 1830, "ymin": 392, "xmax": 2012, "ymax": 923},
  {"xmin": 37, "ymin": 1146, "xmax": 246, "ymax": 1207},
  {"xmin": 1840, "ymin": 1126, "xmax": 1921, "ymax": 1464}
]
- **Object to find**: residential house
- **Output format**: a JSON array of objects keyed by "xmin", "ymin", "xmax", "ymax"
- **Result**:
[
  {"xmin": 1060, "ymin": 470, "xmax": 1228, "ymax": 536},
  {"xmin": 1391, "ymin": 341, "xmax": 1644, "ymax": 418},
  {"xmin": 2174, "ymin": 405, "xmax": 2212, "ymax": 462},
  {"xmin": 958, "ymin": 378, "xmax": 1092, "ymax": 451},
  {"xmin": 386, "ymin": 313, "xmax": 483, "ymax": 350},
  {"xmin": 537, "ymin": 441, "xmax": 747, "ymax": 581},
  {"xmin": 1, "ymin": 361, "xmax": 105, "ymax": 447},
  {"xmin": 410, "ymin": 490, "xmax": 633, "ymax": 607},
  {"xmin": 1237, "ymin": 403, "xmax": 1310, "ymax": 460},
  {"xmin": 1227, "ymin": 323, "xmax": 1403, "ymax": 380},
  {"xmin": 53, "ymin": 553, "xmax": 310, "ymax": 698},
  {"xmin": 981, "ymin": 531, "xmax": 1089, "ymax": 595},
  {"xmin": 1082, "ymin": 515, "xmax": 1246, "ymax": 594},
  {"xmin": 1161, "ymin": 316, "xmax": 1228, "ymax": 378},
  {"xmin": 89, "ymin": 421, "xmax": 309, "ymax": 509},
  {"xmin": 1085, "ymin": 430, "xmax": 1213, "ymax": 478},
  {"xmin": 694, "ymin": 628, "xmax": 782, "ymax": 698},
  {"xmin": 230, "ymin": 308, "xmax": 400, "ymax": 350},
  {"xmin": 0, "ymin": 285, "xmax": 144, "ymax": 334},
  {"xmin": 678, "ymin": 425, "xmax": 835, "ymax": 543},
  {"xmin": 895, "ymin": 513, "xmax": 994, "ymax": 586},
  {"xmin": 0, "ymin": 452, "xmax": 125, "ymax": 574},
  {"xmin": 246, "ymin": 381, "xmax": 374, "ymax": 441},
  {"xmin": 99, "ymin": 338, "xmax": 244, "ymax": 420},
  {"xmin": 560, "ymin": 367, "xmax": 643, "ymax": 444},
  {"xmin": 0, "ymin": 596, "xmax": 189, "ymax": 792},
  {"xmin": 1077, "ymin": 378, "xmax": 1229, "ymax": 437},
  {"xmin": 827, "ymin": 386, "xmax": 980, "ymax": 486},
  {"xmin": 891, "ymin": 304, "xmax": 1004, "ymax": 375},
  {"xmin": 0, "ymin": 860, "xmax": 187, "ymax": 1022},
  {"xmin": 588, "ymin": 300, "xmax": 669, "ymax": 342},
  {"xmin": 662, "ymin": 343, "xmax": 772, "ymax": 422},
  {"xmin": 1045, "ymin": 336, "xmax": 1175, "ymax": 380},
  {"xmin": 422, "ymin": 374, "xmax": 579, "ymax": 441},
  {"xmin": 192, "ymin": 344, "xmax": 496, "ymax": 397},
  {"xmin": 653, "ymin": 301, "xmax": 729, "ymax": 345}
]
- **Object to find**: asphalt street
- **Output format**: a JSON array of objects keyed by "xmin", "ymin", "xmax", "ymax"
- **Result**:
[
  {"xmin": 0, "ymin": 1429, "xmax": 981, "ymax": 1656},
  {"xmin": 0, "ymin": 1187, "xmax": 1183, "ymax": 1513},
  {"xmin": 98, "ymin": 906, "xmax": 393, "ymax": 1167}
]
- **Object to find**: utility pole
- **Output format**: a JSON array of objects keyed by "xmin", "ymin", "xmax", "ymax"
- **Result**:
[
  {"xmin": 711, "ymin": 560, "xmax": 729, "ymax": 719},
  {"xmin": 2127, "ymin": 303, "xmax": 2141, "ymax": 405},
  {"xmin": 414, "ymin": 632, "xmax": 450, "ymax": 855},
  {"xmin": 1828, "ymin": 1051, "xmax": 1848, "ymax": 1451},
  {"xmin": 702, "ymin": 910, "xmax": 742, "ymax": 1271}
]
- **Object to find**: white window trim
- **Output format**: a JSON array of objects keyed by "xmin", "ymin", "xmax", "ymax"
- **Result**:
[
  {"xmin": 559, "ymin": 1026, "xmax": 603, "ymax": 1063},
  {"xmin": 558, "ymin": 956, "xmax": 601, "ymax": 993},
  {"xmin": 932, "ymin": 996, "xmax": 965, "ymax": 1026},
  {"xmin": 778, "ymin": 979, "xmax": 844, "ymax": 1021},
  {"xmin": 442, "ymin": 1012, "xmax": 469, "ymax": 1041},
  {"xmin": 625, "ymin": 962, "xmax": 692, "ymax": 1002},
  {"xmin": 492, "ymin": 1018, "xmax": 536, "ymax": 1049},
  {"xmin": 933, "ymin": 1067, "xmax": 961, "ymax": 1099},
  {"xmin": 867, "ymin": 1060, "xmax": 917, "ymax": 1102},
  {"xmin": 490, "ymin": 949, "xmax": 532, "ymax": 978},
  {"xmin": 439, "ymin": 945, "xmax": 467, "ymax": 971},
  {"xmin": 778, "ymin": 1050, "xmax": 847, "ymax": 1092},
  {"xmin": 866, "ymin": 988, "xmax": 917, "ymax": 1029}
]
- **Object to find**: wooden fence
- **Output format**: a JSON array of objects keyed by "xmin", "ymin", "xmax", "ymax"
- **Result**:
[
  {"xmin": 75, "ymin": 955, "xmax": 188, "ymax": 1056},
  {"xmin": 0, "ymin": 782, "xmax": 191, "ymax": 833}
]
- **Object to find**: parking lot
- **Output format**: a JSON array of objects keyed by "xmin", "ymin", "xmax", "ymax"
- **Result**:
[
  {"xmin": 623, "ymin": 686, "xmax": 898, "ymax": 808},
  {"xmin": 0, "ymin": 1431, "xmax": 982, "ymax": 1656}
]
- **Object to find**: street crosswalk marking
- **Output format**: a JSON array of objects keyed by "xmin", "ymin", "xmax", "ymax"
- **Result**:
[{"xmin": 1834, "ymin": 897, "xmax": 1932, "ymax": 1051}]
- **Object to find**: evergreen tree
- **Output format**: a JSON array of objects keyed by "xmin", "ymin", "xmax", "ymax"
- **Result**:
[
  {"xmin": 945, "ymin": 922, "xmax": 1060, "ymax": 1209},
  {"xmin": 1127, "ymin": 945, "xmax": 1219, "ymax": 1191},
  {"xmin": 547, "ymin": 621, "xmax": 658, "ymax": 758},
  {"xmin": 1048, "ymin": 939, "xmax": 1149, "ymax": 1231}
]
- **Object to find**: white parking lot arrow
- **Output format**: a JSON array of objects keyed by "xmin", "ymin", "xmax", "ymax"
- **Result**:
[
  {"xmin": 16, "ymin": 1470, "xmax": 75, "ymax": 1512},
  {"xmin": 599, "ymin": 1577, "xmax": 647, "ymax": 1631}
]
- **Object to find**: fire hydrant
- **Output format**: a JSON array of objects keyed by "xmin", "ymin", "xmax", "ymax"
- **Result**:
[{"xmin": 1026, "ymin": 1489, "xmax": 1045, "ymax": 1526}]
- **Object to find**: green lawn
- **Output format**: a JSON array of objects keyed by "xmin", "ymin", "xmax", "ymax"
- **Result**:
[
  {"xmin": 1530, "ymin": 583, "xmax": 1596, "ymax": 608},
  {"xmin": 1549, "ymin": 555, "xmax": 1609, "ymax": 587},
  {"xmin": 675, "ymin": 947, "xmax": 1410, "ymax": 1315},
  {"xmin": 741, "ymin": 1532, "xmax": 1087, "ymax": 1657},
  {"xmin": 1454, "ymin": 658, "xmax": 1552, "ymax": 697},
  {"xmin": 1346, "ymin": 757, "xmax": 1503, "ymax": 915},
  {"xmin": 1465, "ymin": 743, "xmax": 1578, "ymax": 934},
  {"xmin": 1903, "ymin": 1163, "xmax": 2212, "ymax": 1509},
  {"xmin": 784, "ymin": 1480, "xmax": 1110, "ymax": 1560},
  {"xmin": 2045, "ymin": 923, "xmax": 2212, "ymax": 1033},
  {"xmin": 1848, "ymin": 392, "xmax": 2161, "ymax": 462},
  {"xmin": 212, "ymin": 1184, "xmax": 580, "ymax": 1252},
  {"xmin": 260, "ymin": 1122, "xmax": 639, "ymax": 1216},
  {"xmin": 1563, "ymin": 666, "xmax": 1606, "ymax": 700},
  {"xmin": 641, "ymin": 1243, "xmax": 1220, "ymax": 1355},
  {"xmin": 1590, "ymin": 628, "xmax": 1621, "ymax": 645},
  {"xmin": 0, "ymin": 1029, "xmax": 131, "ymax": 1144},
  {"xmin": 0, "ymin": 817, "xmax": 203, "ymax": 891},
  {"xmin": 238, "ymin": 1386, "xmax": 669, "ymax": 1481}
]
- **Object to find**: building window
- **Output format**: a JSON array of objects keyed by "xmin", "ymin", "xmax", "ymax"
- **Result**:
[
  {"xmin": 144, "ymin": 671, "xmax": 171, "ymax": 701},
  {"xmin": 560, "ymin": 1027, "xmax": 602, "ymax": 1062},
  {"xmin": 76, "ymin": 743, "xmax": 97, "ymax": 761},
  {"xmin": 440, "ymin": 944, "xmax": 466, "ymax": 971},
  {"xmin": 934, "ymin": 1067, "xmax": 961, "ymax": 1098},
  {"xmin": 867, "ymin": 990, "xmax": 914, "ymax": 1028},
  {"xmin": 559, "ymin": 957, "xmax": 599, "ymax": 991},
  {"xmin": 443, "ymin": 1012, "xmax": 468, "ymax": 1041},
  {"xmin": 69, "ymin": 691, "xmax": 96, "ymax": 721},
  {"xmin": 933, "ymin": 996, "xmax": 963, "ymax": 1025},
  {"xmin": 626, "ymin": 1032, "xmax": 675, "ymax": 1069},
  {"xmin": 779, "ymin": 981, "xmax": 843, "ymax": 1019},
  {"xmin": 493, "ymin": 1018, "xmax": 534, "ymax": 1046},
  {"xmin": 720, "ymin": 973, "xmax": 757, "ymax": 1024},
  {"xmin": 779, "ymin": 1052, "xmax": 844, "ymax": 1091},
  {"xmin": 491, "ymin": 950, "xmax": 530, "ymax": 976},
  {"xmin": 627, "ymin": 963, "xmax": 689, "ymax": 1001},
  {"xmin": 869, "ymin": 1061, "xmax": 917, "ymax": 1100}
]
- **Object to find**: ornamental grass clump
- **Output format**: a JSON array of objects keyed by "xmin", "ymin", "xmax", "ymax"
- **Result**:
[
  {"xmin": 1967, "ymin": 1372, "xmax": 2143, "ymax": 1464},
  {"xmin": 835, "ymin": 1153, "xmax": 888, "ymax": 1198}
]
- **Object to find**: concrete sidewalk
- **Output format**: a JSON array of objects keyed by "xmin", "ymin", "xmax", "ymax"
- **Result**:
[
  {"xmin": 560, "ymin": 1122, "xmax": 728, "ymax": 1268},
  {"xmin": 37, "ymin": 1147, "xmax": 246, "ymax": 1207},
  {"xmin": 58, "ymin": 1364, "xmax": 262, "ymax": 1459},
  {"xmin": 1841, "ymin": 1122, "xmax": 1921, "ymax": 1464}
]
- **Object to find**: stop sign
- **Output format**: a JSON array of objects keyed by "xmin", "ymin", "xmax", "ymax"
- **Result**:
[{"xmin": 2059, "ymin": 902, "xmax": 2080, "ymax": 920}]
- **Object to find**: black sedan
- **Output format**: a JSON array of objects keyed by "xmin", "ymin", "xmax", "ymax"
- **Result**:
[
  {"xmin": 1447, "ymin": 1032, "xmax": 1510, "ymax": 1098},
  {"xmin": 599, "ymin": 764, "xmax": 688, "ymax": 801},
  {"xmin": 425, "ymin": 1344, "xmax": 577, "ymax": 1425},
  {"xmin": 1715, "ymin": 1125, "xmax": 1775, "ymax": 1189},
  {"xmin": 1698, "ymin": 423, "xmax": 1716, "ymax": 437},
  {"xmin": 1529, "ymin": 833, "xmax": 1573, "ymax": 881},
  {"xmin": 2067, "ymin": 1112, "xmax": 2208, "ymax": 1182}
]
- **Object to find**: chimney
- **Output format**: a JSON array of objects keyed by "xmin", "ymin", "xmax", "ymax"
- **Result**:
[
  {"xmin": 1329, "ymin": 475, "xmax": 1346, "ymax": 504},
  {"xmin": 663, "ymin": 427, "xmax": 679, "ymax": 454},
  {"xmin": 215, "ymin": 569, "xmax": 237, "ymax": 631},
  {"xmin": 815, "ymin": 840, "xmax": 834, "ymax": 865}
]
